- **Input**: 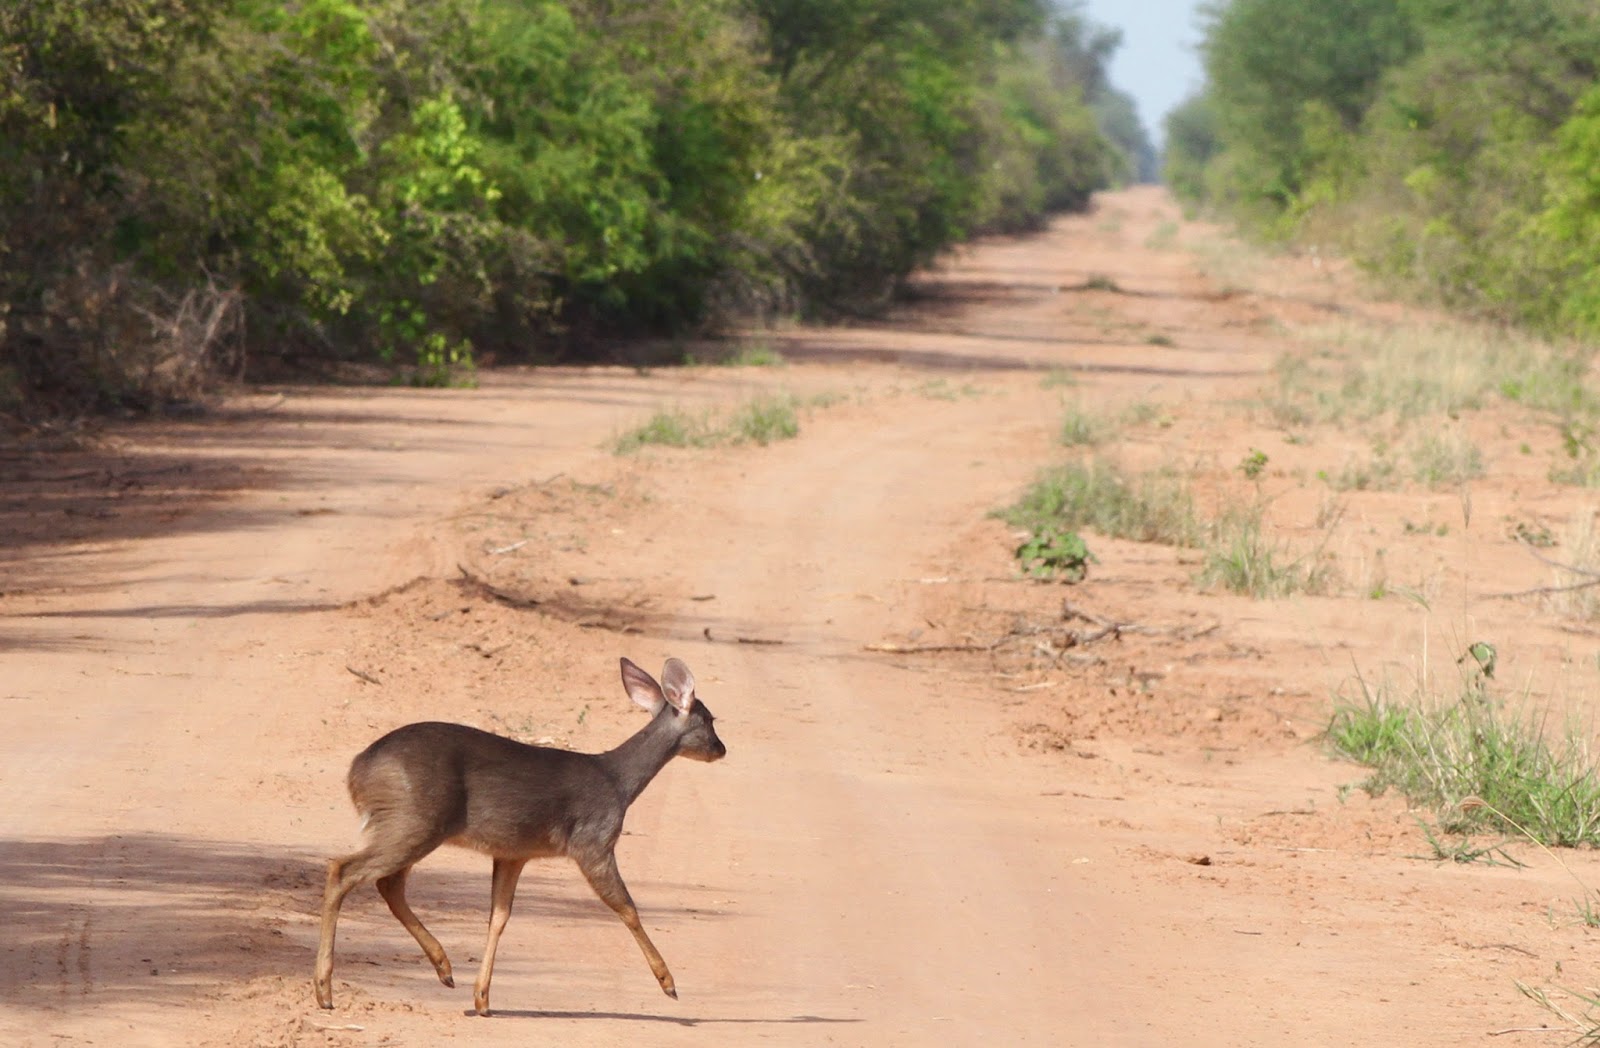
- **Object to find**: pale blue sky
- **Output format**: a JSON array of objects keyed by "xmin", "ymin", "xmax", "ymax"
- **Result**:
[{"xmin": 1079, "ymin": 0, "xmax": 1206, "ymax": 144}]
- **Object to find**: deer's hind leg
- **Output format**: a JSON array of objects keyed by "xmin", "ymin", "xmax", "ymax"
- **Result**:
[
  {"xmin": 314, "ymin": 827, "xmax": 450, "ymax": 1009},
  {"xmin": 377, "ymin": 866, "xmax": 455, "ymax": 987}
]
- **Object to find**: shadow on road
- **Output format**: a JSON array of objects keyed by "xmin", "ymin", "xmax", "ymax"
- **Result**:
[{"xmin": 0, "ymin": 832, "xmax": 730, "ymax": 1010}]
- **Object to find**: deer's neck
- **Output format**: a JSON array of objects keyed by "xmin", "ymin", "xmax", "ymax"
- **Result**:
[{"xmin": 602, "ymin": 709, "xmax": 680, "ymax": 806}]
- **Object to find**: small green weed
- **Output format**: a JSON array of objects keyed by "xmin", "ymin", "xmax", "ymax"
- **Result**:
[
  {"xmin": 1059, "ymin": 405, "xmax": 1111, "ymax": 447},
  {"xmin": 613, "ymin": 393, "xmax": 801, "ymax": 453},
  {"xmin": 1408, "ymin": 431, "xmax": 1484, "ymax": 488},
  {"xmin": 1326, "ymin": 443, "xmax": 1400, "ymax": 491},
  {"xmin": 724, "ymin": 342, "xmax": 786, "ymax": 367},
  {"xmin": 1015, "ymin": 527, "xmax": 1096, "ymax": 581},
  {"xmin": 1572, "ymin": 893, "xmax": 1600, "ymax": 929},
  {"xmin": 612, "ymin": 407, "xmax": 709, "ymax": 452},
  {"xmin": 727, "ymin": 394, "xmax": 800, "ymax": 445},
  {"xmin": 1550, "ymin": 418, "xmax": 1600, "ymax": 486},
  {"xmin": 1509, "ymin": 520, "xmax": 1555, "ymax": 547},
  {"xmin": 1516, "ymin": 981, "xmax": 1600, "ymax": 1042},
  {"xmin": 1412, "ymin": 819, "xmax": 1523, "ymax": 867},
  {"xmin": 1198, "ymin": 507, "xmax": 1334, "ymax": 598}
]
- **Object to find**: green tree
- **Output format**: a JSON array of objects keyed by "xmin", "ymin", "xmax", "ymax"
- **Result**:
[
  {"xmin": 0, "ymin": 0, "xmax": 1138, "ymax": 413},
  {"xmin": 1162, "ymin": 93, "xmax": 1220, "ymax": 207},
  {"xmin": 1198, "ymin": 0, "xmax": 1417, "ymax": 225}
]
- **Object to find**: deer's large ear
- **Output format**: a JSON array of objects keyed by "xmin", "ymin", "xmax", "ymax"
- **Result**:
[
  {"xmin": 620, "ymin": 657, "xmax": 666, "ymax": 714},
  {"xmin": 659, "ymin": 658, "xmax": 696, "ymax": 714}
]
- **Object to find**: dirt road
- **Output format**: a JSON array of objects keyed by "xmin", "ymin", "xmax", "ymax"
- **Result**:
[{"xmin": 4, "ymin": 186, "xmax": 1597, "ymax": 1046}]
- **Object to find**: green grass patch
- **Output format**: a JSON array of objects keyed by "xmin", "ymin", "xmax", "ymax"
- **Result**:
[
  {"xmin": 1549, "ymin": 418, "xmax": 1600, "ymax": 487},
  {"xmin": 1269, "ymin": 320, "xmax": 1598, "ymax": 427},
  {"xmin": 1321, "ymin": 431, "xmax": 1483, "ymax": 491},
  {"xmin": 1198, "ymin": 507, "xmax": 1335, "ymax": 597},
  {"xmin": 1327, "ymin": 671, "xmax": 1600, "ymax": 848},
  {"xmin": 1059, "ymin": 404, "xmax": 1112, "ymax": 447},
  {"xmin": 1407, "ymin": 430, "xmax": 1485, "ymax": 488},
  {"xmin": 1324, "ymin": 452, "xmax": 1401, "ymax": 492},
  {"xmin": 723, "ymin": 341, "xmax": 786, "ymax": 367},
  {"xmin": 1515, "ymin": 982, "xmax": 1600, "ymax": 1043},
  {"xmin": 612, "ymin": 407, "xmax": 710, "ymax": 452},
  {"xmin": 727, "ymin": 394, "xmax": 800, "ymax": 444},
  {"xmin": 1000, "ymin": 458, "xmax": 1204, "ymax": 547},
  {"xmin": 613, "ymin": 393, "xmax": 801, "ymax": 453}
]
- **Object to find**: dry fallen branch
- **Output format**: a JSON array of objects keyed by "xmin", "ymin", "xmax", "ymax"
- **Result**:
[
  {"xmin": 1492, "ymin": 543, "xmax": 1600, "ymax": 600},
  {"xmin": 702, "ymin": 627, "xmax": 784, "ymax": 646},
  {"xmin": 869, "ymin": 600, "xmax": 1220, "ymax": 660},
  {"xmin": 1494, "ymin": 578, "xmax": 1600, "ymax": 599},
  {"xmin": 1062, "ymin": 599, "xmax": 1220, "ymax": 641},
  {"xmin": 863, "ymin": 641, "xmax": 1000, "ymax": 654},
  {"xmin": 1486, "ymin": 1028, "xmax": 1562, "ymax": 1038}
]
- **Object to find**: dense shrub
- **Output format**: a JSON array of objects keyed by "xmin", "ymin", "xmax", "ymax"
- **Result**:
[
  {"xmin": 1174, "ymin": 0, "xmax": 1600, "ymax": 345},
  {"xmin": 0, "ymin": 0, "xmax": 1135, "ymax": 413}
]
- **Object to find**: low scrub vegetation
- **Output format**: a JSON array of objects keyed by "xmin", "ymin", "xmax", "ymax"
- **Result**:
[
  {"xmin": 1058, "ymin": 405, "xmax": 1111, "ymax": 447},
  {"xmin": 1172, "ymin": 0, "xmax": 1600, "ymax": 363},
  {"xmin": 1002, "ymin": 443, "xmax": 1352, "ymax": 598},
  {"xmin": 1266, "ymin": 322, "xmax": 1595, "ymax": 430},
  {"xmin": 1000, "ymin": 458, "xmax": 1204, "ymax": 548},
  {"xmin": 1327, "ymin": 666, "xmax": 1600, "ymax": 849},
  {"xmin": 1198, "ymin": 507, "xmax": 1334, "ymax": 597}
]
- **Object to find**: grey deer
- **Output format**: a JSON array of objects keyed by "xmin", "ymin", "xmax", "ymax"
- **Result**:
[{"xmin": 313, "ymin": 656, "xmax": 726, "ymax": 1014}]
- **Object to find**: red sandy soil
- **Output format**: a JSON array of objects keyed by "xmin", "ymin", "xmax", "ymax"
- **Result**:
[{"xmin": 4, "ymin": 185, "xmax": 1599, "ymax": 1047}]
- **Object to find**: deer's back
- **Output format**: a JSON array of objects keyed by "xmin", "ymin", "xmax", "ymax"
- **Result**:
[{"xmin": 348, "ymin": 722, "xmax": 624, "ymax": 860}]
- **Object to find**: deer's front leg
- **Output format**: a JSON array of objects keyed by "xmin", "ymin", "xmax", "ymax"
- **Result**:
[
  {"xmin": 577, "ymin": 850, "xmax": 677, "ymax": 999},
  {"xmin": 473, "ymin": 857, "xmax": 527, "ymax": 1016}
]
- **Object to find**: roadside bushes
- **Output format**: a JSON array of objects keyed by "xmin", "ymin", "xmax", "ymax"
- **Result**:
[
  {"xmin": 1171, "ymin": 0, "xmax": 1600, "ymax": 346},
  {"xmin": 0, "ymin": 0, "xmax": 1135, "ymax": 414}
]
